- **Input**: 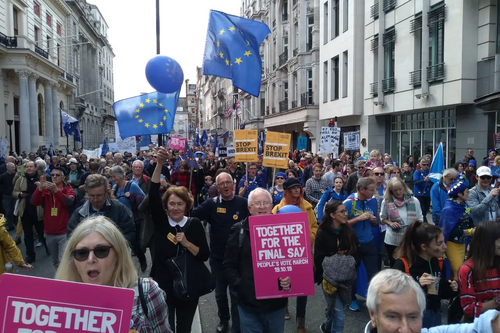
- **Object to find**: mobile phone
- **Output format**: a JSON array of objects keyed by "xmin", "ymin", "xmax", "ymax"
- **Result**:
[{"xmin": 160, "ymin": 174, "xmax": 164, "ymax": 181}]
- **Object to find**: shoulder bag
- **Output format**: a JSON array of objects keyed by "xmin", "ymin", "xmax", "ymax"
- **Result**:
[{"xmin": 166, "ymin": 218, "xmax": 215, "ymax": 300}]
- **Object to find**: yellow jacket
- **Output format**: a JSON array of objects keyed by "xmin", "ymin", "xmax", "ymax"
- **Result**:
[
  {"xmin": 272, "ymin": 199, "xmax": 318, "ymax": 246},
  {"xmin": 0, "ymin": 214, "xmax": 24, "ymax": 276}
]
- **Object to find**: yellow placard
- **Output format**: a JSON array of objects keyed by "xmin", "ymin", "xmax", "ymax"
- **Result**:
[
  {"xmin": 234, "ymin": 130, "xmax": 258, "ymax": 162},
  {"xmin": 263, "ymin": 131, "xmax": 291, "ymax": 169}
]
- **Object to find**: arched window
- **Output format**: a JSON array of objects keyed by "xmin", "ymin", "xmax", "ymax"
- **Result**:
[{"xmin": 37, "ymin": 94, "xmax": 44, "ymax": 136}]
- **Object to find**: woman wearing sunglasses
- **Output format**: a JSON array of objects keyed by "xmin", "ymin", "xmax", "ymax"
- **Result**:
[
  {"xmin": 149, "ymin": 147, "xmax": 209, "ymax": 333},
  {"xmin": 55, "ymin": 216, "xmax": 172, "ymax": 333},
  {"xmin": 269, "ymin": 172, "xmax": 287, "ymax": 206}
]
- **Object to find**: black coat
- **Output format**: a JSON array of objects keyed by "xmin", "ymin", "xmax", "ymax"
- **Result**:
[{"xmin": 223, "ymin": 218, "xmax": 288, "ymax": 313}]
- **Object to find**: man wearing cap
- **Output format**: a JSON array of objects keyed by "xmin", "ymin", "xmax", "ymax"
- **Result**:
[
  {"xmin": 192, "ymin": 171, "xmax": 250, "ymax": 333},
  {"xmin": 465, "ymin": 160, "xmax": 477, "ymax": 189},
  {"xmin": 483, "ymin": 149, "xmax": 497, "ymax": 167},
  {"xmin": 272, "ymin": 178, "xmax": 317, "ymax": 332},
  {"xmin": 467, "ymin": 166, "xmax": 500, "ymax": 224},
  {"xmin": 31, "ymin": 166, "xmax": 75, "ymax": 268},
  {"xmin": 430, "ymin": 168, "xmax": 458, "ymax": 224},
  {"xmin": 66, "ymin": 158, "xmax": 84, "ymax": 192}
]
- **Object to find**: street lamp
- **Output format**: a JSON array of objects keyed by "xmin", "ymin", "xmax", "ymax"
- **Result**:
[
  {"xmin": 6, "ymin": 120, "xmax": 13, "ymax": 154},
  {"xmin": 80, "ymin": 130, "xmax": 84, "ymax": 151}
]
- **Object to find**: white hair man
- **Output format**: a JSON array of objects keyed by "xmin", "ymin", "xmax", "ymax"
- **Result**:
[
  {"xmin": 365, "ymin": 269, "xmax": 500, "ymax": 333},
  {"xmin": 430, "ymin": 168, "xmax": 458, "ymax": 223}
]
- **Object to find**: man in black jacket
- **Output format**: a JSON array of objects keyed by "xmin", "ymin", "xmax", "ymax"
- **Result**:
[
  {"xmin": 223, "ymin": 188, "xmax": 290, "ymax": 333},
  {"xmin": 66, "ymin": 174, "xmax": 135, "ymax": 246},
  {"xmin": 192, "ymin": 171, "xmax": 249, "ymax": 333},
  {"xmin": 0, "ymin": 162, "xmax": 16, "ymax": 231}
]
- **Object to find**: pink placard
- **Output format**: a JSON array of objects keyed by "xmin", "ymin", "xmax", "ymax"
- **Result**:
[
  {"xmin": 178, "ymin": 138, "xmax": 187, "ymax": 151},
  {"xmin": 249, "ymin": 212, "xmax": 315, "ymax": 299},
  {"xmin": 0, "ymin": 273, "xmax": 134, "ymax": 333},
  {"xmin": 169, "ymin": 136, "xmax": 180, "ymax": 149}
]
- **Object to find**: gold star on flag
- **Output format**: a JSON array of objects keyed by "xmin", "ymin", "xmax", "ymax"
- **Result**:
[
  {"xmin": 160, "ymin": 122, "xmax": 164, "ymax": 126},
  {"xmin": 219, "ymin": 52, "xmax": 224, "ymax": 59},
  {"xmin": 163, "ymin": 116, "xmax": 167, "ymax": 121},
  {"xmin": 135, "ymin": 115, "xmax": 139, "ymax": 118},
  {"xmin": 235, "ymin": 58, "xmax": 243, "ymax": 65},
  {"xmin": 153, "ymin": 99, "xmax": 157, "ymax": 103},
  {"xmin": 166, "ymin": 63, "xmax": 170, "ymax": 66},
  {"xmin": 159, "ymin": 103, "xmax": 163, "ymax": 106},
  {"xmin": 145, "ymin": 99, "xmax": 150, "ymax": 103},
  {"xmin": 219, "ymin": 29, "xmax": 225, "ymax": 35},
  {"xmin": 166, "ymin": 69, "xmax": 170, "ymax": 72},
  {"xmin": 140, "ymin": 103, "xmax": 144, "ymax": 108},
  {"xmin": 139, "ymin": 119, "xmax": 143, "ymax": 123},
  {"xmin": 136, "ymin": 109, "xmax": 140, "ymax": 113},
  {"xmin": 145, "ymin": 123, "xmax": 150, "ymax": 128},
  {"xmin": 164, "ymin": 109, "xmax": 168, "ymax": 113},
  {"xmin": 153, "ymin": 124, "xmax": 158, "ymax": 129},
  {"xmin": 229, "ymin": 26, "xmax": 235, "ymax": 32},
  {"xmin": 225, "ymin": 59, "xmax": 229, "ymax": 66},
  {"xmin": 246, "ymin": 40, "xmax": 250, "ymax": 45},
  {"xmin": 168, "ymin": 74, "xmax": 172, "ymax": 78},
  {"xmin": 244, "ymin": 50, "xmax": 252, "ymax": 57},
  {"xmin": 217, "ymin": 40, "xmax": 220, "ymax": 47}
]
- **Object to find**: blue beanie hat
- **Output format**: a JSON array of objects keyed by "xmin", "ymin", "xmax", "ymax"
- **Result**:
[
  {"xmin": 275, "ymin": 172, "xmax": 287, "ymax": 179},
  {"xmin": 448, "ymin": 181, "xmax": 468, "ymax": 197},
  {"xmin": 468, "ymin": 160, "xmax": 476, "ymax": 167}
]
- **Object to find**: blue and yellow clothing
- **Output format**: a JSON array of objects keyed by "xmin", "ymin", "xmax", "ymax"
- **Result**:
[
  {"xmin": 237, "ymin": 174, "xmax": 266, "ymax": 199},
  {"xmin": 269, "ymin": 186, "xmax": 284, "ymax": 206},
  {"xmin": 343, "ymin": 193, "xmax": 379, "ymax": 244},
  {"xmin": 439, "ymin": 199, "xmax": 474, "ymax": 244},
  {"xmin": 413, "ymin": 169, "xmax": 432, "ymax": 197}
]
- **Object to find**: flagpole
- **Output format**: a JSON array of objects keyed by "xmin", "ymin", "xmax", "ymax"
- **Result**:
[{"xmin": 155, "ymin": 0, "xmax": 163, "ymax": 148}]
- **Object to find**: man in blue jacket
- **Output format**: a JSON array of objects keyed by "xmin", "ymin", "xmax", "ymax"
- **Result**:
[
  {"xmin": 343, "ymin": 177, "xmax": 379, "ymax": 312},
  {"xmin": 430, "ymin": 168, "xmax": 458, "ymax": 223},
  {"xmin": 237, "ymin": 162, "xmax": 266, "ymax": 199},
  {"xmin": 413, "ymin": 157, "xmax": 433, "ymax": 222}
]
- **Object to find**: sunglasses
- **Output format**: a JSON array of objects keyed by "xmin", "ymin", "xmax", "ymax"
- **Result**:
[
  {"xmin": 50, "ymin": 174, "xmax": 63, "ymax": 177},
  {"xmin": 374, "ymin": 172, "xmax": 384, "ymax": 176},
  {"xmin": 480, "ymin": 175, "xmax": 492, "ymax": 180},
  {"xmin": 72, "ymin": 245, "xmax": 113, "ymax": 261},
  {"xmin": 276, "ymin": 177, "xmax": 285, "ymax": 180}
]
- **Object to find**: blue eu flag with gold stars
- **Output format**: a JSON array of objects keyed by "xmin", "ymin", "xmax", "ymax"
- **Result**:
[
  {"xmin": 202, "ymin": 10, "xmax": 270, "ymax": 97},
  {"xmin": 113, "ymin": 91, "xmax": 179, "ymax": 139}
]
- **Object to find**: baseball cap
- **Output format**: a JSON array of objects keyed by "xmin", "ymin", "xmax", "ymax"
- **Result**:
[
  {"xmin": 488, "ymin": 149, "xmax": 496, "ymax": 155},
  {"xmin": 69, "ymin": 158, "xmax": 78, "ymax": 165},
  {"xmin": 283, "ymin": 178, "xmax": 301, "ymax": 190},
  {"xmin": 476, "ymin": 166, "xmax": 492, "ymax": 177}
]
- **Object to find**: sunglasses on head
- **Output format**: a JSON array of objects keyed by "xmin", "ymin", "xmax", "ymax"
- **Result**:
[
  {"xmin": 72, "ymin": 245, "xmax": 113, "ymax": 261},
  {"xmin": 480, "ymin": 175, "xmax": 492, "ymax": 180}
]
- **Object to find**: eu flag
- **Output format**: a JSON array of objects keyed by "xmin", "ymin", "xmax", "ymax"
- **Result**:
[
  {"xmin": 136, "ymin": 135, "xmax": 152, "ymax": 147},
  {"xmin": 202, "ymin": 10, "xmax": 270, "ymax": 97},
  {"xmin": 102, "ymin": 139, "xmax": 108, "ymax": 155},
  {"xmin": 113, "ymin": 91, "xmax": 179, "ymax": 139},
  {"xmin": 201, "ymin": 130, "xmax": 208, "ymax": 147},
  {"xmin": 61, "ymin": 110, "xmax": 79, "ymax": 137},
  {"xmin": 185, "ymin": 140, "xmax": 198, "ymax": 170},
  {"xmin": 429, "ymin": 142, "xmax": 445, "ymax": 183}
]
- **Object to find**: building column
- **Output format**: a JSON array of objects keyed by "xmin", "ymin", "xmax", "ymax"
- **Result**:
[
  {"xmin": 44, "ymin": 81, "xmax": 53, "ymax": 149},
  {"xmin": 0, "ymin": 71, "xmax": 6, "ymax": 143},
  {"xmin": 16, "ymin": 70, "xmax": 31, "ymax": 154},
  {"xmin": 29, "ymin": 73, "xmax": 40, "ymax": 152},
  {"xmin": 52, "ymin": 83, "xmax": 60, "ymax": 149}
]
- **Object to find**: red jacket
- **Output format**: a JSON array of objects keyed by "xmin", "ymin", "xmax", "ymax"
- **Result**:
[{"xmin": 32, "ymin": 185, "xmax": 75, "ymax": 235}]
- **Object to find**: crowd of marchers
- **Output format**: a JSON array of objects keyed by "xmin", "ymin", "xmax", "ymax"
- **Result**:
[{"xmin": 1, "ymin": 145, "xmax": 500, "ymax": 333}]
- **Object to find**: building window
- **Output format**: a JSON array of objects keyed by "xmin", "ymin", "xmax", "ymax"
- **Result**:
[
  {"xmin": 307, "ymin": 15, "xmax": 314, "ymax": 51},
  {"xmin": 13, "ymin": 7, "xmax": 19, "ymax": 35},
  {"xmin": 38, "ymin": 94, "xmax": 44, "ymax": 136},
  {"xmin": 74, "ymin": 50, "xmax": 79, "ymax": 69},
  {"xmin": 293, "ymin": 73, "xmax": 298, "ymax": 103},
  {"xmin": 323, "ymin": 61, "xmax": 328, "ymax": 103},
  {"xmin": 34, "ymin": 26, "xmax": 40, "ymax": 46},
  {"xmin": 57, "ymin": 23, "xmax": 62, "ymax": 36},
  {"xmin": 294, "ymin": 23, "xmax": 299, "ymax": 50},
  {"xmin": 283, "ymin": 36, "xmax": 288, "ymax": 54},
  {"xmin": 323, "ymin": 1, "xmax": 328, "ymax": 44},
  {"xmin": 331, "ymin": 56, "xmax": 339, "ymax": 100},
  {"xmin": 282, "ymin": 0, "xmax": 289, "ymax": 21},
  {"xmin": 342, "ymin": 51, "xmax": 348, "ymax": 98},
  {"xmin": 332, "ymin": 0, "xmax": 339, "ymax": 40},
  {"xmin": 261, "ymin": 53, "xmax": 264, "ymax": 75},
  {"xmin": 410, "ymin": 13, "xmax": 422, "ymax": 86},
  {"xmin": 46, "ymin": 12, "xmax": 52, "ymax": 27},
  {"xmin": 383, "ymin": 0, "xmax": 396, "ymax": 13},
  {"xmin": 428, "ymin": 3, "xmax": 445, "ymax": 82},
  {"xmin": 56, "ymin": 43, "xmax": 60, "ymax": 66},
  {"xmin": 497, "ymin": 3, "xmax": 500, "ymax": 53},
  {"xmin": 390, "ymin": 109, "xmax": 456, "ymax": 168},
  {"xmin": 343, "ymin": 0, "xmax": 348, "ymax": 32},
  {"xmin": 34, "ymin": 2, "xmax": 41, "ymax": 18},
  {"xmin": 383, "ymin": 27, "xmax": 395, "ymax": 93},
  {"xmin": 46, "ymin": 35, "xmax": 51, "ymax": 51}
]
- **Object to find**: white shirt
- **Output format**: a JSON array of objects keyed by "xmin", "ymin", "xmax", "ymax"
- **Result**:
[{"xmin": 168, "ymin": 216, "xmax": 188, "ymax": 228}]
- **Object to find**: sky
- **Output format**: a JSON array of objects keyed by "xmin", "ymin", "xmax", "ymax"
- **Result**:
[{"xmin": 90, "ymin": 0, "xmax": 240, "ymax": 101}]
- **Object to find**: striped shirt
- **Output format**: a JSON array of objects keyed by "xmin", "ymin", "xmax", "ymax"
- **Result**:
[{"xmin": 305, "ymin": 177, "xmax": 329, "ymax": 205}]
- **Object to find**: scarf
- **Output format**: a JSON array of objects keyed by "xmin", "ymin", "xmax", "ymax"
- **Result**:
[{"xmin": 385, "ymin": 194, "xmax": 417, "ymax": 228}]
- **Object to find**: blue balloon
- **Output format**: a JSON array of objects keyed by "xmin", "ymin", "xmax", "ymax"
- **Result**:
[
  {"xmin": 145, "ymin": 55, "xmax": 184, "ymax": 93},
  {"xmin": 276, "ymin": 205, "xmax": 303, "ymax": 214}
]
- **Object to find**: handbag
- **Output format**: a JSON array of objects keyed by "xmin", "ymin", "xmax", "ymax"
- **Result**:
[
  {"xmin": 13, "ymin": 199, "xmax": 20, "ymax": 217},
  {"xmin": 166, "ymin": 218, "xmax": 215, "ymax": 300}
]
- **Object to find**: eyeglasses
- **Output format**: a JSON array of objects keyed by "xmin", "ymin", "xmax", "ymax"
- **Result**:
[
  {"xmin": 374, "ymin": 173, "xmax": 384, "ymax": 176},
  {"xmin": 276, "ymin": 177, "xmax": 285, "ymax": 180},
  {"xmin": 72, "ymin": 245, "xmax": 113, "ymax": 261},
  {"xmin": 252, "ymin": 201, "xmax": 271, "ymax": 208},
  {"xmin": 217, "ymin": 181, "xmax": 233, "ymax": 187},
  {"xmin": 480, "ymin": 175, "xmax": 492, "ymax": 180},
  {"xmin": 358, "ymin": 167, "xmax": 365, "ymax": 169},
  {"xmin": 50, "ymin": 174, "xmax": 63, "ymax": 177},
  {"xmin": 88, "ymin": 193, "xmax": 106, "ymax": 200},
  {"xmin": 336, "ymin": 209, "xmax": 347, "ymax": 214}
]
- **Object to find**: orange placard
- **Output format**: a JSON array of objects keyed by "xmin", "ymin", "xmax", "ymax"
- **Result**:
[
  {"xmin": 234, "ymin": 130, "xmax": 258, "ymax": 162},
  {"xmin": 263, "ymin": 131, "xmax": 291, "ymax": 169}
]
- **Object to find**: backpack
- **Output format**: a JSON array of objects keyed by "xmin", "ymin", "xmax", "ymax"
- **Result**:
[{"xmin": 400, "ymin": 257, "xmax": 444, "ymax": 276}]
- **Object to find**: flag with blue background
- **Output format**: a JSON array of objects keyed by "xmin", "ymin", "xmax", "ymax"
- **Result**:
[
  {"xmin": 113, "ymin": 91, "xmax": 179, "ymax": 139},
  {"xmin": 429, "ymin": 142, "xmax": 445, "ymax": 183},
  {"xmin": 201, "ymin": 130, "xmax": 208, "ymax": 148},
  {"xmin": 61, "ymin": 110, "xmax": 79, "ymax": 137},
  {"xmin": 202, "ymin": 10, "xmax": 270, "ymax": 97},
  {"xmin": 136, "ymin": 135, "xmax": 152, "ymax": 147}
]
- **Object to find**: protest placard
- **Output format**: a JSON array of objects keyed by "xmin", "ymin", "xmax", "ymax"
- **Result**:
[
  {"xmin": 249, "ymin": 212, "xmax": 315, "ymax": 299},
  {"xmin": 0, "ymin": 137, "xmax": 8, "ymax": 157},
  {"xmin": 115, "ymin": 121, "xmax": 136, "ymax": 154},
  {"xmin": 217, "ymin": 147, "xmax": 228, "ymax": 157},
  {"xmin": 263, "ymin": 131, "xmax": 291, "ymax": 169},
  {"xmin": 343, "ymin": 131, "xmax": 360, "ymax": 151},
  {"xmin": 227, "ymin": 146, "xmax": 235, "ymax": 157},
  {"xmin": 0, "ymin": 273, "xmax": 134, "ymax": 333},
  {"xmin": 234, "ymin": 130, "xmax": 258, "ymax": 162},
  {"xmin": 178, "ymin": 138, "xmax": 187, "ymax": 151},
  {"xmin": 169, "ymin": 136, "xmax": 180, "ymax": 149},
  {"xmin": 319, "ymin": 127, "xmax": 341, "ymax": 157},
  {"xmin": 297, "ymin": 137, "xmax": 307, "ymax": 151}
]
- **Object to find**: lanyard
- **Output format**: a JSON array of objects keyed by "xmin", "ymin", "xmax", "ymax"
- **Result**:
[{"xmin": 428, "ymin": 260, "xmax": 434, "ymax": 277}]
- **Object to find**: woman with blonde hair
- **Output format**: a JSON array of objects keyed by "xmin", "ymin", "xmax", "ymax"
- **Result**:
[
  {"xmin": 365, "ymin": 149, "xmax": 383, "ymax": 169},
  {"xmin": 380, "ymin": 177, "xmax": 423, "ymax": 267},
  {"xmin": 55, "ymin": 216, "xmax": 171, "ymax": 332}
]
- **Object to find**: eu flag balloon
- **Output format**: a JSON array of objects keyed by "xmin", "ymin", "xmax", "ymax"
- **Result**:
[{"xmin": 145, "ymin": 55, "xmax": 184, "ymax": 93}]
